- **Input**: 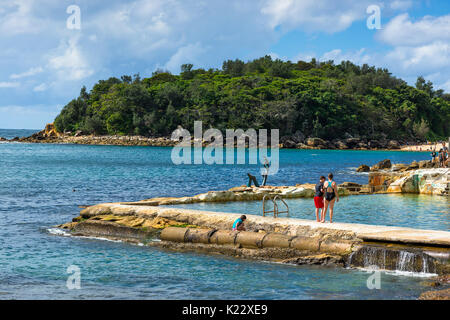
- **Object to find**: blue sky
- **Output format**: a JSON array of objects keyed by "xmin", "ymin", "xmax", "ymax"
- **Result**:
[{"xmin": 0, "ymin": 0, "xmax": 449, "ymax": 129}]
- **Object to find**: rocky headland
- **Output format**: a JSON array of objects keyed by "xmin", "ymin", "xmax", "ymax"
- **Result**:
[{"xmin": 3, "ymin": 123, "xmax": 427, "ymax": 150}]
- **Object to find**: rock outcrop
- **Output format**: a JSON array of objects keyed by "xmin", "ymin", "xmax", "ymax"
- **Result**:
[
  {"xmin": 370, "ymin": 159, "xmax": 392, "ymax": 171},
  {"xmin": 386, "ymin": 168, "xmax": 449, "ymax": 195},
  {"xmin": 356, "ymin": 164, "xmax": 370, "ymax": 172}
]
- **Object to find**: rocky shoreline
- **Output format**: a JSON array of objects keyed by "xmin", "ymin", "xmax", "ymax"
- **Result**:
[{"xmin": 2, "ymin": 123, "xmax": 426, "ymax": 150}]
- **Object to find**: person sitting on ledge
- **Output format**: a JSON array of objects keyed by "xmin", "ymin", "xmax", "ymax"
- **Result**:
[{"xmin": 232, "ymin": 215, "xmax": 246, "ymax": 231}]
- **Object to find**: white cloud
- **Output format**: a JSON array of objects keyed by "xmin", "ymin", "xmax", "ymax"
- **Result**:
[
  {"xmin": 33, "ymin": 83, "xmax": 49, "ymax": 92},
  {"xmin": 0, "ymin": 0, "xmax": 47, "ymax": 35},
  {"xmin": 375, "ymin": 13, "xmax": 450, "ymax": 91},
  {"xmin": 385, "ymin": 41, "xmax": 450, "ymax": 72},
  {"xmin": 378, "ymin": 13, "xmax": 450, "ymax": 46},
  {"xmin": 0, "ymin": 81, "xmax": 20, "ymax": 88},
  {"xmin": 390, "ymin": 0, "xmax": 413, "ymax": 11},
  {"xmin": 260, "ymin": 0, "xmax": 373, "ymax": 33},
  {"xmin": 47, "ymin": 37, "xmax": 94, "ymax": 81},
  {"xmin": 10, "ymin": 66, "xmax": 43, "ymax": 79},
  {"xmin": 321, "ymin": 48, "xmax": 371, "ymax": 65},
  {"xmin": 164, "ymin": 43, "xmax": 208, "ymax": 73}
]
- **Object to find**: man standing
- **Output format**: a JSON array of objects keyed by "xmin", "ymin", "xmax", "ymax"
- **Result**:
[
  {"xmin": 262, "ymin": 157, "xmax": 270, "ymax": 186},
  {"xmin": 314, "ymin": 176, "xmax": 326, "ymax": 222}
]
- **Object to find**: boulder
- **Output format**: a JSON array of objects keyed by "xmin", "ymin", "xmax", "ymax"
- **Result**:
[
  {"xmin": 392, "ymin": 163, "xmax": 408, "ymax": 172},
  {"xmin": 343, "ymin": 132, "xmax": 353, "ymax": 139},
  {"xmin": 335, "ymin": 140, "xmax": 348, "ymax": 149},
  {"xmin": 407, "ymin": 161, "xmax": 419, "ymax": 170},
  {"xmin": 292, "ymin": 130, "xmax": 305, "ymax": 143},
  {"xmin": 0, "ymin": 137, "xmax": 6, "ymax": 141},
  {"xmin": 306, "ymin": 137, "xmax": 326, "ymax": 147},
  {"xmin": 345, "ymin": 138, "xmax": 360, "ymax": 148},
  {"xmin": 296, "ymin": 143, "xmax": 311, "ymax": 149},
  {"xmin": 370, "ymin": 159, "xmax": 392, "ymax": 171},
  {"xmin": 387, "ymin": 140, "xmax": 400, "ymax": 149},
  {"xmin": 282, "ymin": 139, "xmax": 297, "ymax": 149},
  {"xmin": 339, "ymin": 182, "xmax": 362, "ymax": 188},
  {"xmin": 368, "ymin": 140, "xmax": 382, "ymax": 149},
  {"xmin": 419, "ymin": 160, "xmax": 430, "ymax": 169},
  {"xmin": 356, "ymin": 165, "xmax": 370, "ymax": 172}
]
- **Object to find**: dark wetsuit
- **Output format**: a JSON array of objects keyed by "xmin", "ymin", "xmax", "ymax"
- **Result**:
[
  {"xmin": 315, "ymin": 182, "xmax": 324, "ymax": 197},
  {"xmin": 324, "ymin": 180, "xmax": 336, "ymax": 201}
]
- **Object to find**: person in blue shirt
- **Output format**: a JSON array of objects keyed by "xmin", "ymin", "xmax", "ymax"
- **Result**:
[{"xmin": 232, "ymin": 215, "xmax": 247, "ymax": 231}]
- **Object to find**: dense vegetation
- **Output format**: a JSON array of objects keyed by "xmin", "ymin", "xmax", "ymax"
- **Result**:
[{"xmin": 54, "ymin": 56, "xmax": 450, "ymax": 141}]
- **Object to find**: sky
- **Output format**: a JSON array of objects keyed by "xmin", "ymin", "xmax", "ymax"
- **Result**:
[{"xmin": 0, "ymin": 0, "xmax": 449, "ymax": 129}]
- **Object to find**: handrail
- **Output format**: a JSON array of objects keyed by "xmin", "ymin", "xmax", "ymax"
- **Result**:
[
  {"xmin": 273, "ymin": 195, "xmax": 289, "ymax": 217},
  {"xmin": 262, "ymin": 194, "xmax": 276, "ymax": 217},
  {"xmin": 262, "ymin": 194, "xmax": 289, "ymax": 218}
]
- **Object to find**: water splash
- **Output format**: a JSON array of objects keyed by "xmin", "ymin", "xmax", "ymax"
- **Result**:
[{"xmin": 348, "ymin": 245, "xmax": 438, "ymax": 276}]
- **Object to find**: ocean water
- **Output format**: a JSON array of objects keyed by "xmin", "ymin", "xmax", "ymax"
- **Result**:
[{"xmin": 0, "ymin": 129, "xmax": 443, "ymax": 299}]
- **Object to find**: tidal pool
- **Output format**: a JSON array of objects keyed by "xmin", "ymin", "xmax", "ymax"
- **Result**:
[{"xmin": 166, "ymin": 194, "xmax": 450, "ymax": 231}]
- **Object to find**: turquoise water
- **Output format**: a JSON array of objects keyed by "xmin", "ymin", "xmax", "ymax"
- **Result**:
[
  {"xmin": 0, "ymin": 129, "xmax": 442, "ymax": 299},
  {"xmin": 168, "ymin": 194, "xmax": 449, "ymax": 231}
]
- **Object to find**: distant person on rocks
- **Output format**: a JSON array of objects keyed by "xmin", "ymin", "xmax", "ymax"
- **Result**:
[
  {"xmin": 314, "ymin": 176, "xmax": 326, "ymax": 222},
  {"xmin": 443, "ymin": 142, "xmax": 449, "ymax": 160},
  {"xmin": 438, "ymin": 149, "xmax": 445, "ymax": 168},
  {"xmin": 247, "ymin": 173, "xmax": 260, "ymax": 187},
  {"xmin": 431, "ymin": 149, "xmax": 437, "ymax": 163},
  {"xmin": 321, "ymin": 173, "xmax": 339, "ymax": 223},
  {"xmin": 261, "ymin": 157, "xmax": 270, "ymax": 186},
  {"xmin": 232, "ymin": 215, "xmax": 246, "ymax": 231}
]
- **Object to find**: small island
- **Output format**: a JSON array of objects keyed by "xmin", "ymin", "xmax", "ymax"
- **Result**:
[{"xmin": 5, "ymin": 57, "xmax": 449, "ymax": 150}]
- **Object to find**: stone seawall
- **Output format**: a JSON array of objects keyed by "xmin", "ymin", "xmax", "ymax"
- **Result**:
[
  {"xmin": 56, "ymin": 200, "xmax": 450, "ymax": 299},
  {"xmin": 59, "ymin": 203, "xmax": 450, "ymax": 274}
]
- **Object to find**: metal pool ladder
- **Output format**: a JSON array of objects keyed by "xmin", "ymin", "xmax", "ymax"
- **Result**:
[{"xmin": 262, "ymin": 194, "xmax": 289, "ymax": 218}]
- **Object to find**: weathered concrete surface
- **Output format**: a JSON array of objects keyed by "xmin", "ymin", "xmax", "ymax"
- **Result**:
[{"xmin": 79, "ymin": 203, "xmax": 450, "ymax": 247}]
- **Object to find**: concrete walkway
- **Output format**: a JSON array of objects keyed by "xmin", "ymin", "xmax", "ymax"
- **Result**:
[{"xmin": 81, "ymin": 203, "xmax": 450, "ymax": 247}]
